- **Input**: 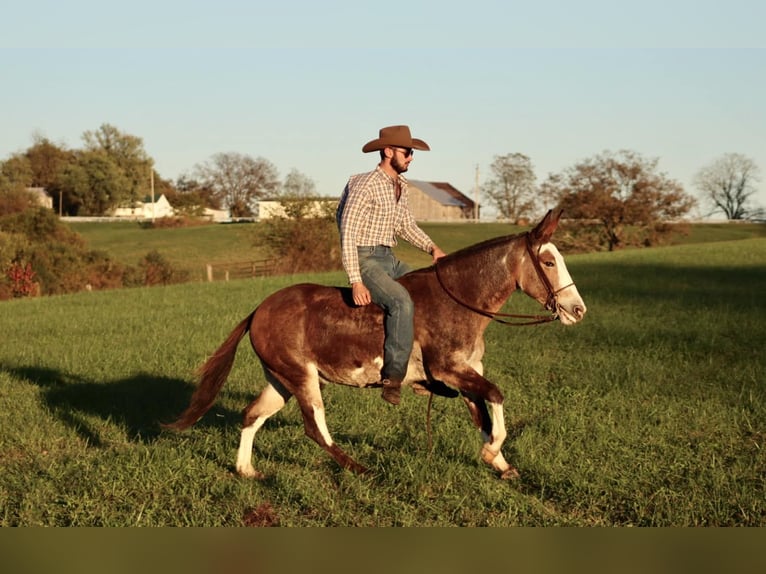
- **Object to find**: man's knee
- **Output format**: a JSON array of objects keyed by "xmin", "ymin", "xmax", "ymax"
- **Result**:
[{"xmin": 389, "ymin": 288, "xmax": 413, "ymax": 316}]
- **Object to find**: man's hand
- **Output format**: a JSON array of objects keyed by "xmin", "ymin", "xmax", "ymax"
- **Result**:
[
  {"xmin": 351, "ymin": 282, "xmax": 372, "ymax": 306},
  {"xmin": 431, "ymin": 245, "xmax": 447, "ymax": 263}
]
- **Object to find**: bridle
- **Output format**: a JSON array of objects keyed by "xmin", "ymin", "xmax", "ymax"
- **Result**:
[{"xmin": 434, "ymin": 232, "xmax": 574, "ymax": 327}]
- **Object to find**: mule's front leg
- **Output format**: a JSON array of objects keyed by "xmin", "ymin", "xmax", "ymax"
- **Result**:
[
  {"xmin": 475, "ymin": 400, "xmax": 520, "ymax": 480},
  {"xmin": 430, "ymin": 361, "xmax": 520, "ymax": 480}
]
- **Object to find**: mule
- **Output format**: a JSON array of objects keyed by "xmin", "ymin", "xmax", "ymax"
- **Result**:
[{"xmin": 165, "ymin": 210, "xmax": 586, "ymax": 479}]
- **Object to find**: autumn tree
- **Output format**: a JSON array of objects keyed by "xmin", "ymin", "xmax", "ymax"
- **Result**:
[
  {"xmin": 693, "ymin": 153, "xmax": 763, "ymax": 220},
  {"xmin": 23, "ymin": 136, "xmax": 75, "ymax": 215},
  {"xmin": 25, "ymin": 136, "xmax": 73, "ymax": 189},
  {"xmin": 193, "ymin": 152, "xmax": 279, "ymax": 217},
  {"xmin": 0, "ymin": 154, "xmax": 33, "ymax": 188},
  {"xmin": 540, "ymin": 150, "xmax": 695, "ymax": 251},
  {"xmin": 482, "ymin": 153, "xmax": 537, "ymax": 222},
  {"xmin": 165, "ymin": 175, "xmax": 220, "ymax": 217}
]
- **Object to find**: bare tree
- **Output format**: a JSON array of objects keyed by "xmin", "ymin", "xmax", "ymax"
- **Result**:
[
  {"xmin": 694, "ymin": 153, "xmax": 762, "ymax": 220},
  {"xmin": 280, "ymin": 169, "xmax": 316, "ymax": 198},
  {"xmin": 482, "ymin": 153, "xmax": 537, "ymax": 222},
  {"xmin": 194, "ymin": 152, "xmax": 279, "ymax": 217},
  {"xmin": 541, "ymin": 150, "xmax": 696, "ymax": 251}
]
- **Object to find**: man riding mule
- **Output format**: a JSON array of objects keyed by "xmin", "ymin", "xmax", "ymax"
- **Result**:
[
  {"xmin": 165, "ymin": 209, "xmax": 587, "ymax": 481},
  {"xmin": 336, "ymin": 125, "xmax": 446, "ymax": 406}
]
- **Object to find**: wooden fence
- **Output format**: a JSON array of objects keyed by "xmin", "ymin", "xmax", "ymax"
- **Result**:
[{"xmin": 205, "ymin": 259, "xmax": 276, "ymax": 282}]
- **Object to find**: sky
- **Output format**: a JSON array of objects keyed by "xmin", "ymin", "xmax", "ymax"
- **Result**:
[{"xmin": 2, "ymin": 1, "xmax": 765, "ymax": 217}]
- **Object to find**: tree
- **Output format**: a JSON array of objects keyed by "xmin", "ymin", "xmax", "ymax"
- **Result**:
[
  {"xmin": 0, "ymin": 154, "xmax": 33, "ymax": 188},
  {"xmin": 82, "ymin": 123, "xmax": 153, "ymax": 206},
  {"xmin": 25, "ymin": 135, "xmax": 73, "ymax": 189},
  {"xmin": 193, "ymin": 152, "xmax": 279, "ymax": 217},
  {"xmin": 281, "ymin": 169, "xmax": 316, "ymax": 198},
  {"xmin": 277, "ymin": 169, "xmax": 319, "ymax": 219},
  {"xmin": 482, "ymin": 153, "xmax": 537, "ymax": 222},
  {"xmin": 58, "ymin": 151, "xmax": 132, "ymax": 215},
  {"xmin": 173, "ymin": 175, "xmax": 220, "ymax": 210},
  {"xmin": 693, "ymin": 153, "xmax": 763, "ymax": 220},
  {"xmin": 540, "ymin": 150, "xmax": 695, "ymax": 251},
  {"xmin": 24, "ymin": 135, "xmax": 75, "ymax": 215}
]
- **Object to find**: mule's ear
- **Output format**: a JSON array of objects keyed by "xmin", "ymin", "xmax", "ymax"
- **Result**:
[{"xmin": 529, "ymin": 209, "xmax": 562, "ymax": 244}]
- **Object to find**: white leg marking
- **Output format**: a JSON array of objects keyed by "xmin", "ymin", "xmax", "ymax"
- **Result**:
[
  {"xmin": 480, "ymin": 402, "xmax": 511, "ymax": 473},
  {"xmin": 236, "ymin": 424, "xmax": 261, "ymax": 478},
  {"xmin": 235, "ymin": 384, "xmax": 286, "ymax": 478},
  {"xmin": 312, "ymin": 404, "xmax": 333, "ymax": 446}
]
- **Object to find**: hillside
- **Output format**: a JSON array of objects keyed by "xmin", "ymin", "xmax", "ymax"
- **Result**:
[{"xmin": 67, "ymin": 219, "xmax": 766, "ymax": 282}]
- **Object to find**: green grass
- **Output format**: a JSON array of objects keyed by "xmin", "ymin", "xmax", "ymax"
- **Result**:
[
  {"xmin": 67, "ymin": 219, "xmax": 766, "ymax": 282},
  {"xmin": 1, "ymin": 233, "xmax": 764, "ymax": 526},
  {"xmin": 68, "ymin": 221, "xmax": 265, "ymax": 282}
]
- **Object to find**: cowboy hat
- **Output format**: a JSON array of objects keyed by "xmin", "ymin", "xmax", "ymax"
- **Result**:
[{"xmin": 361, "ymin": 125, "xmax": 430, "ymax": 153}]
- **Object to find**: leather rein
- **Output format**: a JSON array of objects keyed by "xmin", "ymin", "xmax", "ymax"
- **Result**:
[{"xmin": 434, "ymin": 233, "xmax": 574, "ymax": 327}]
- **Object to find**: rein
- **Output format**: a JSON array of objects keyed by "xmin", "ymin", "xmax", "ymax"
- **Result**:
[{"xmin": 434, "ymin": 232, "xmax": 572, "ymax": 327}]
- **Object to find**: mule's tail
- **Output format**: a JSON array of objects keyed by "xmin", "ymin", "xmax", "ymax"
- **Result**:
[{"xmin": 163, "ymin": 310, "xmax": 256, "ymax": 430}]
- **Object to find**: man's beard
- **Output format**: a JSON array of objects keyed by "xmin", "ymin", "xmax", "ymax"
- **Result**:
[{"xmin": 391, "ymin": 156, "xmax": 409, "ymax": 174}]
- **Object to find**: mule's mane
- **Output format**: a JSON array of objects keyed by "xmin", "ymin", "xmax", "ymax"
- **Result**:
[
  {"xmin": 441, "ymin": 231, "xmax": 527, "ymax": 264},
  {"xmin": 405, "ymin": 230, "xmax": 527, "ymax": 287}
]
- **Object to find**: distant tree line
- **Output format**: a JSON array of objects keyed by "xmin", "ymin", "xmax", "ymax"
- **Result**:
[
  {"xmin": 2, "ymin": 122, "xmax": 764, "ymax": 297},
  {"xmin": 482, "ymin": 150, "xmax": 762, "ymax": 251},
  {"xmin": 0, "ymin": 123, "xmax": 317, "ymax": 218}
]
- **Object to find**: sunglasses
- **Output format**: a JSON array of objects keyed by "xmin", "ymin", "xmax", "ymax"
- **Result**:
[{"xmin": 392, "ymin": 146, "xmax": 414, "ymax": 158}]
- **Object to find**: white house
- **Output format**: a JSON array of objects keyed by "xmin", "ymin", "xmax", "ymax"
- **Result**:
[
  {"xmin": 112, "ymin": 194, "xmax": 175, "ymax": 220},
  {"xmin": 256, "ymin": 198, "xmax": 337, "ymax": 220},
  {"xmin": 203, "ymin": 207, "xmax": 231, "ymax": 223},
  {"xmin": 26, "ymin": 187, "xmax": 53, "ymax": 209}
]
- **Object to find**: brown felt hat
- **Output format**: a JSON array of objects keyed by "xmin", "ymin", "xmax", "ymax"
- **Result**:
[{"xmin": 361, "ymin": 125, "xmax": 430, "ymax": 153}]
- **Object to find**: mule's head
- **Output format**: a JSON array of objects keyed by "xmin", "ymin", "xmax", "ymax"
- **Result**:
[{"xmin": 520, "ymin": 210, "xmax": 587, "ymax": 325}]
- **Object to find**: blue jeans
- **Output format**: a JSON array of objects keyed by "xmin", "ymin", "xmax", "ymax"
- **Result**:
[{"xmin": 358, "ymin": 246, "xmax": 413, "ymax": 382}]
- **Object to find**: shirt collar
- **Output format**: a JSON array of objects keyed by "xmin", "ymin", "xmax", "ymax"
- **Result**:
[{"xmin": 375, "ymin": 166, "xmax": 407, "ymax": 186}]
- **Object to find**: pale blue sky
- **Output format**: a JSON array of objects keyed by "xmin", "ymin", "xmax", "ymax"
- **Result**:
[{"xmin": 2, "ymin": 1, "xmax": 765, "ymax": 215}]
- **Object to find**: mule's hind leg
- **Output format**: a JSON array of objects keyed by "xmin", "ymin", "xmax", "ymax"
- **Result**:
[
  {"xmin": 236, "ymin": 381, "xmax": 291, "ymax": 479},
  {"xmin": 293, "ymin": 365, "xmax": 369, "ymax": 475}
]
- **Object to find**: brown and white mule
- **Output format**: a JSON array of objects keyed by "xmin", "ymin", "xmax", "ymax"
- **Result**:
[{"xmin": 165, "ymin": 210, "xmax": 586, "ymax": 479}]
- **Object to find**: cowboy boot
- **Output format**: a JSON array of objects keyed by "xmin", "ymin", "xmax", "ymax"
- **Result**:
[{"xmin": 381, "ymin": 379, "xmax": 402, "ymax": 405}]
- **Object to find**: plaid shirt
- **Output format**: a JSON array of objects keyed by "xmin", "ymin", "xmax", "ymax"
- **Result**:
[{"xmin": 336, "ymin": 167, "xmax": 434, "ymax": 284}]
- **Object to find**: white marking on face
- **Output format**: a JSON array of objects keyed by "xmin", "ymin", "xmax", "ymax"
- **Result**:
[
  {"xmin": 541, "ymin": 243, "xmax": 574, "ymax": 290},
  {"xmin": 540, "ymin": 242, "xmax": 587, "ymax": 324}
]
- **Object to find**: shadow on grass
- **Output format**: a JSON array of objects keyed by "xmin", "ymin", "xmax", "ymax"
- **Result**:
[
  {"xmin": 569, "ymin": 262, "xmax": 766, "ymax": 310},
  {"xmin": 1, "ymin": 365, "xmax": 242, "ymax": 445}
]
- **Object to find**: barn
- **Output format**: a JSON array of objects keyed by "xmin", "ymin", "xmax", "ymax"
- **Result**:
[
  {"xmin": 407, "ymin": 180, "xmax": 477, "ymax": 221},
  {"xmin": 256, "ymin": 180, "xmax": 477, "ymax": 223}
]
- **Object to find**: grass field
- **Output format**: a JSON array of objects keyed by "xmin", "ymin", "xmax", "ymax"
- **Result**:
[
  {"xmin": 1, "ymin": 224, "xmax": 764, "ymax": 526},
  {"xmin": 67, "ymin": 219, "xmax": 766, "ymax": 282}
]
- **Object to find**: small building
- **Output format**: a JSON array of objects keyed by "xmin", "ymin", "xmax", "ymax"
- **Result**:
[
  {"xmin": 26, "ymin": 187, "xmax": 53, "ymax": 209},
  {"xmin": 203, "ymin": 207, "xmax": 231, "ymax": 223},
  {"xmin": 256, "ymin": 181, "xmax": 476, "ymax": 223},
  {"xmin": 256, "ymin": 197, "xmax": 337, "ymax": 220},
  {"xmin": 112, "ymin": 194, "xmax": 175, "ymax": 220},
  {"xmin": 407, "ymin": 180, "xmax": 477, "ymax": 221}
]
